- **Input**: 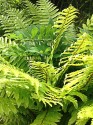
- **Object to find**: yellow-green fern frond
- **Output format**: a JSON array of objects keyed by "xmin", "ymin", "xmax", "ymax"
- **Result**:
[
  {"xmin": 0, "ymin": 56, "xmax": 61, "ymax": 109},
  {"xmin": 60, "ymin": 33, "xmax": 92, "ymax": 66},
  {"xmin": 0, "ymin": 56, "xmax": 86, "ymax": 111},
  {"xmin": 29, "ymin": 61, "xmax": 58, "ymax": 85},
  {"xmin": 49, "ymin": 5, "xmax": 78, "ymax": 61},
  {"xmin": 63, "ymin": 55, "xmax": 93, "ymax": 92},
  {"xmin": 56, "ymin": 33, "xmax": 93, "ymax": 84},
  {"xmin": 54, "ymin": 5, "xmax": 77, "ymax": 34},
  {"xmin": 69, "ymin": 101, "xmax": 93, "ymax": 125}
]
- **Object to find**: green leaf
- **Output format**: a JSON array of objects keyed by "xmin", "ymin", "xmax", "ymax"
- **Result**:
[{"xmin": 31, "ymin": 27, "xmax": 38, "ymax": 38}]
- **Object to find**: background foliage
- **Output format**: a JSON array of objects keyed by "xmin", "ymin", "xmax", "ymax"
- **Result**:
[{"xmin": 30, "ymin": 0, "xmax": 93, "ymax": 26}]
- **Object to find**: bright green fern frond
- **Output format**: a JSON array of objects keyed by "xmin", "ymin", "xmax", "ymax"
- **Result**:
[
  {"xmin": 56, "ymin": 33, "xmax": 93, "ymax": 84},
  {"xmin": 0, "ymin": 56, "xmax": 62, "ymax": 108},
  {"xmin": 0, "ymin": 56, "xmax": 85, "ymax": 109},
  {"xmin": 69, "ymin": 91, "xmax": 87, "ymax": 102},
  {"xmin": 29, "ymin": 61, "xmax": 58, "ymax": 85},
  {"xmin": 63, "ymin": 55, "xmax": 93, "ymax": 91},
  {"xmin": 60, "ymin": 33, "xmax": 92, "ymax": 66},
  {"xmin": 60, "ymin": 88, "xmax": 87, "ymax": 109},
  {"xmin": 54, "ymin": 5, "xmax": 77, "ymax": 34},
  {"xmin": 76, "ymin": 101, "xmax": 93, "ymax": 125},
  {"xmin": 49, "ymin": 5, "xmax": 78, "ymax": 61},
  {"xmin": 31, "ymin": 106, "xmax": 62, "ymax": 125},
  {"xmin": 68, "ymin": 101, "xmax": 93, "ymax": 125}
]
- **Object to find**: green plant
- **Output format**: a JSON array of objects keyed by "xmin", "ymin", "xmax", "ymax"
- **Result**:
[{"xmin": 1, "ymin": 0, "xmax": 93, "ymax": 125}]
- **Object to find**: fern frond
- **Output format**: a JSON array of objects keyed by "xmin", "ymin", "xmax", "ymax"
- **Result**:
[
  {"xmin": 69, "ymin": 91, "xmax": 87, "ymax": 102},
  {"xmin": 60, "ymin": 33, "xmax": 93, "ymax": 64},
  {"xmin": 49, "ymin": 5, "xmax": 78, "ymax": 60},
  {"xmin": 36, "ymin": 0, "xmax": 59, "ymax": 24},
  {"xmin": 0, "ymin": 56, "xmax": 61, "ymax": 108},
  {"xmin": 0, "ymin": 107, "xmax": 33, "ymax": 125},
  {"xmin": 0, "ymin": 8, "xmax": 31, "ymax": 34},
  {"xmin": 60, "ymin": 33, "xmax": 92, "ymax": 65},
  {"xmin": 24, "ymin": 0, "xmax": 38, "ymax": 16},
  {"xmin": 0, "ymin": 36, "xmax": 16, "ymax": 57},
  {"xmin": 0, "ymin": 37, "xmax": 29, "ymax": 72},
  {"xmin": 76, "ymin": 101, "xmax": 93, "ymax": 125},
  {"xmin": 62, "ymin": 55, "xmax": 93, "ymax": 92},
  {"xmin": 54, "ymin": 5, "xmax": 77, "ymax": 34},
  {"xmin": 0, "ymin": 97, "xmax": 17, "ymax": 115},
  {"xmin": 81, "ymin": 15, "xmax": 93, "ymax": 36},
  {"xmin": 29, "ymin": 61, "xmax": 58, "ymax": 85},
  {"xmin": 56, "ymin": 33, "xmax": 93, "ymax": 84},
  {"xmin": 23, "ymin": 0, "xmax": 59, "ymax": 25},
  {"xmin": 23, "ymin": 0, "xmax": 39, "ymax": 23},
  {"xmin": 0, "ymin": 55, "xmax": 86, "ymax": 110},
  {"xmin": 0, "ymin": 36, "xmax": 16, "ymax": 46},
  {"xmin": 0, "ymin": 56, "xmax": 43, "ymax": 110},
  {"xmin": 65, "ymin": 96, "xmax": 78, "ymax": 109},
  {"xmin": 62, "ymin": 24, "xmax": 77, "ymax": 46},
  {"xmin": 76, "ymin": 118, "xmax": 89, "ymax": 125},
  {"xmin": 0, "ymin": 0, "xmax": 10, "ymax": 14},
  {"xmin": 31, "ymin": 106, "xmax": 62, "ymax": 125},
  {"xmin": 68, "ymin": 100, "xmax": 93, "ymax": 125}
]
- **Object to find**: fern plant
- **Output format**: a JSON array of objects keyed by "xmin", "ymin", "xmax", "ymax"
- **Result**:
[{"xmin": 1, "ymin": 0, "xmax": 93, "ymax": 125}]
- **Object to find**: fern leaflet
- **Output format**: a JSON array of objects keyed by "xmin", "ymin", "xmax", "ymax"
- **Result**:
[{"xmin": 31, "ymin": 106, "xmax": 62, "ymax": 125}]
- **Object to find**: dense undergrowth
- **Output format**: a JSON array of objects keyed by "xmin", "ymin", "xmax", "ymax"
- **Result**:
[{"xmin": 0, "ymin": 0, "xmax": 93, "ymax": 125}]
